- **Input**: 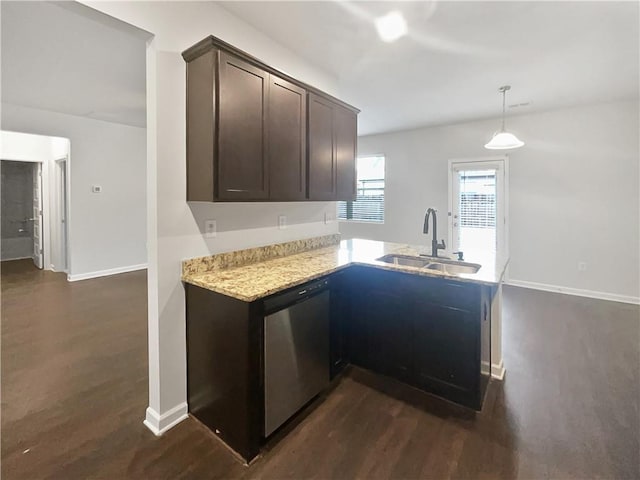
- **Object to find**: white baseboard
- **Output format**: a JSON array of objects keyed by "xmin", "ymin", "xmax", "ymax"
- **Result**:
[
  {"xmin": 483, "ymin": 359, "xmax": 506, "ymax": 380},
  {"xmin": 1, "ymin": 255, "xmax": 32, "ymax": 262},
  {"xmin": 143, "ymin": 403, "xmax": 188, "ymax": 436},
  {"xmin": 491, "ymin": 360, "xmax": 506, "ymax": 380},
  {"xmin": 506, "ymin": 279, "xmax": 639, "ymax": 305},
  {"xmin": 67, "ymin": 263, "xmax": 147, "ymax": 282}
]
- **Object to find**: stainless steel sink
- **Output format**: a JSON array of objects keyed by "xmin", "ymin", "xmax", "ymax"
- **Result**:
[
  {"xmin": 376, "ymin": 254, "xmax": 481, "ymax": 274},
  {"xmin": 424, "ymin": 260, "xmax": 481, "ymax": 274},
  {"xmin": 376, "ymin": 254, "xmax": 431, "ymax": 268}
]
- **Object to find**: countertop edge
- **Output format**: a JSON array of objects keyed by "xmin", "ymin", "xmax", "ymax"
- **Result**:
[{"xmin": 182, "ymin": 255, "xmax": 508, "ymax": 302}]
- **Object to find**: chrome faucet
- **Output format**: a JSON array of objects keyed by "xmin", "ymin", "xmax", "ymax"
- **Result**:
[{"xmin": 423, "ymin": 208, "xmax": 446, "ymax": 257}]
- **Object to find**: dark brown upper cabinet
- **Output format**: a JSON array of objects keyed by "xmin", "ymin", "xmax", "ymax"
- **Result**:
[
  {"xmin": 218, "ymin": 52, "xmax": 269, "ymax": 200},
  {"xmin": 268, "ymin": 75, "xmax": 306, "ymax": 201},
  {"xmin": 183, "ymin": 35, "xmax": 359, "ymax": 202},
  {"xmin": 308, "ymin": 94, "xmax": 336, "ymax": 200},
  {"xmin": 308, "ymin": 94, "xmax": 358, "ymax": 201},
  {"xmin": 334, "ymin": 106, "xmax": 357, "ymax": 201}
]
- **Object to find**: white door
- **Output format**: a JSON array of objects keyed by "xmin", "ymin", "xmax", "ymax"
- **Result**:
[
  {"xmin": 448, "ymin": 158, "xmax": 508, "ymax": 259},
  {"xmin": 32, "ymin": 162, "xmax": 44, "ymax": 269}
]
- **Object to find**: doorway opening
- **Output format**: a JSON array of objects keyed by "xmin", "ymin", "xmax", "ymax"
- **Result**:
[
  {"xmin": 448, "ymin": 157, "xmax": 509, "ymax": 259},
  {"xmin": 1, "ymin": 160, "xmax": 39, "ymax": 266},
  {"xmin": 1, "ymin": 131, "xmax": 70, "ymax": 273}
]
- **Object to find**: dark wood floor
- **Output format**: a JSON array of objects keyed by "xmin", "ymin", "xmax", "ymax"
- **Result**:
[{"xmin": 2, "ymin": 259, "xmax": 638, "ymax": 479}]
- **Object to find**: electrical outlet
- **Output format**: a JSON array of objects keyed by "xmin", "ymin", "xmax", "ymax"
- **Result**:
[
  {"xmin": 578, "ymin": 261, "xmax": 587, "ymax": 272},
  {"xmin": 204, "ymin": 219, "xmax": 217, "ymax": 238},
  {"xmin": 278, "ymin": 215, "xmax": 286, "ymax": 230},
  {"xmin": 91, "ymin": 185, "xmax": 102, "ymax": 193}
]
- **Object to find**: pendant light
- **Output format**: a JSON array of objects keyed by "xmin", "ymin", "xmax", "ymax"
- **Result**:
[{"xmin": 484, "ymin": 85, "xmax": 524, "ymax": 150}]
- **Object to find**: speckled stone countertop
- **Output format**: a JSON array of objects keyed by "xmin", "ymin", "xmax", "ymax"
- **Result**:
[{"xmin": 182, "ymin": 236, "xmax": 510, "ymax": 302}]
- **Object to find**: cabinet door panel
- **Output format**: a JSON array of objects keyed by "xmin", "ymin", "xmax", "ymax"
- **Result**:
[
  {"xmin": 186, "ymin": 49, "xmax": 215, "ymax": 202},
  {"xmin": 353, "ymin": 269, "xmax": 412, "ymax": 379},
  {"xmin": 334, "ymin": 106, "xmax": 357, "ymax": 201},
  {"xmin": 308, "ymin": 94, "xmax": 336, "ymax": 200},
  {"xmin": 413, "ymin": 302, "xmax": 478, "ymax": 392},
  {"xmin": 218, "ymin": 52, "xmax": 268, "ymax": 200},
  {"xmin": 269, "ymin": 76, "xmax": 306, "ymax": 200},
  {"xmin": 364, "ymin": 291, "xmax": 412, "ymax": 380},
  {"xmin": 330, "ymin": 270, "xmax": 351, "ymax": 378}
]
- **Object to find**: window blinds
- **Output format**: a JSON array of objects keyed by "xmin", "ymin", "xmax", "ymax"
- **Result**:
[{"xmin": 338, "ymin": 156, "xmax": 385, "ymax": 223}]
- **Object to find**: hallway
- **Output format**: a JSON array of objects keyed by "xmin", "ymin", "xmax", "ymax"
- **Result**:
[{"xmin": 2, "ymin": 260, "xmax": 638, "ymax": 479}]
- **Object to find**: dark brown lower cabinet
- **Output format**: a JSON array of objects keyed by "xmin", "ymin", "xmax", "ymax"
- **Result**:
[
  {"xmin": 348, "ymin": 267, "xmax": 491, "ymax": 410},
  {"xmin": 185, "ymin": 284, "xmax": 262, "ymax": 461},
  {"xmin": 357, "ymin": 270, "xmax": 413, "ymax": 383},
  {"xmin": 412, "ymin": 301, "xmax": 481, "ymax": 407},
  {"xmin": 330, "ymin": 270, "xmax": 351, "ymax": 379},
  {"xmin": 185, "ymin": 266, "xmax": 493, "ymax": 462}
]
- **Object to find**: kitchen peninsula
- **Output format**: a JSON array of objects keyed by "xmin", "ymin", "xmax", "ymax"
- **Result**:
[{"xmin": 182, "ymin": 235, "xmax": 508, "ymax": 462}]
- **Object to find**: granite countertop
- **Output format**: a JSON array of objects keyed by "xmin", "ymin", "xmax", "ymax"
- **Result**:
[{"xmin": 182, "ymin": 237, "xmax": 510, "ymax": 302}]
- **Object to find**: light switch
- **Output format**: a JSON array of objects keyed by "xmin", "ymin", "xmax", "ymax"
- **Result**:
[
  {"xmin": 204, "ymin": 219, "xmax": 217, "ymax": 238},
  {"xmin": 278, "ymin": 215, "xmax": 286, "ymax": 230}
]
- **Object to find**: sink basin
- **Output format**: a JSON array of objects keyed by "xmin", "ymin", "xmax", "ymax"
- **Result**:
[
  {"xmin": 425, "ymin": 260, "xmax": 481, "ymax": 274},
  {"xmin": 376, "ymin": 254, "xmax": 481, "ymax": 274},
  {"xmin": 376, "ymin": 254, "xmax": 431, "ymax": 268}
]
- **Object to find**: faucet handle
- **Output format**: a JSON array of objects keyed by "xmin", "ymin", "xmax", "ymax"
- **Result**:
[{"xmin": 438, "ymin": 239, "xmax": 446, "ymax": 249}]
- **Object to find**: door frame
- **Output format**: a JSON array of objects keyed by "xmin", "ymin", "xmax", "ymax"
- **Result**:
[
  {"xmin": 0, "ymin": 158, "xmax": 49, "ymax": 267},
  {"xmin": 52, "ymin": 156, "xmax": 70, "ymax": 272},
  {"xmin": 32, "ymin": 162, "xmax": 44, "ymax": 268},
  {"xmin": 447, "ymin": 156, "xmax": 509, "ymax": 261}
]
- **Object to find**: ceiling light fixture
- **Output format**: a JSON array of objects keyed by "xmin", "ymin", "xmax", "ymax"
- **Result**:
[
  {"xmin": 485, "ymin": 85, "xmax": 524, "ymax": 150},
  {"xmin": 375, "ymin": 11, "xmax": 408, "ymax": 43}
]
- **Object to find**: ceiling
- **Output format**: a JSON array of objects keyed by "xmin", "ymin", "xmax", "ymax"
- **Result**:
[
  {"xmin": 1, "ymin": 1, "xmax": 637, "ymax": 135},
  {"xmin": 220, "ymin": 1, "xmax": 640, "ymax": 136},
  {"xmin": 1, "ymin": 1, "xmax": 148, "ymax": 128}
]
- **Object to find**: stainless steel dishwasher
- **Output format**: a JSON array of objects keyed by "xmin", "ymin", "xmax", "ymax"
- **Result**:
[{"xmin": 263, "ymin": 278, "xmax": 330, "ymax": 437}]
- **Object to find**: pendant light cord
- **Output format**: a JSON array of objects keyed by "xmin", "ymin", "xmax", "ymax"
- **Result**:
[{"xmin": 501, "ymin": 88, "xmax": 506, "ymax": 132}]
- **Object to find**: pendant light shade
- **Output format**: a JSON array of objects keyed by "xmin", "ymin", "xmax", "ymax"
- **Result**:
[
  {"xmin": 485, "ymin": 85, "xmax": 524, "ymax": 150},
  {"xmin": 484, "ymin": 131, "xmax": 524, "ymax": 150}
]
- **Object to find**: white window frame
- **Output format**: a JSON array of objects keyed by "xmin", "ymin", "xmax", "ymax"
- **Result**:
[
  {"xmin": 338, "ymin": 153, "xmax": 386, "ymax": 224},
  {"xmin": 447, "ymin": 155, "xmax": 509, "ymax": 260}
]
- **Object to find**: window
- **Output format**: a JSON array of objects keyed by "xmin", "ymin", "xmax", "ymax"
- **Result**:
[{"xmin": 338, "ymin": 155, "xmax": 385, "ymax": 223}]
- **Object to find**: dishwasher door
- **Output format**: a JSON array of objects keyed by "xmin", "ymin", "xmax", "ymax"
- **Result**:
[{"xmin": 264, "ymin": 288, "xmax": 330, "ymax": 437}]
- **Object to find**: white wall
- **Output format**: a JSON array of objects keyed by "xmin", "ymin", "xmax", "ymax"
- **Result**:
[
  {"xmin": 80, "ymin": 1, "xmax": 341, "ymax": 433},
  {"xmin": 1, "ymin": 130, "xmax": 58, "ymax": 162},
  {"xmin": 340, "ymin": 100, "xmax": 640, "ymax": 302},
  {"xmin": 1, "ymin": 105, "xmax": 147, "ymax": 278}
]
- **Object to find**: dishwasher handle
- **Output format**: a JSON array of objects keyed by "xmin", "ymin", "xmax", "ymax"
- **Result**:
[{"xmin": 263, "ymin": 278, "xmax": 330, "ymax": 313}]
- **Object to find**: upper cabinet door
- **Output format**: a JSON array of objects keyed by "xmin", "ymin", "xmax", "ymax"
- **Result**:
[
  {"xmin": 268, "ymin": 76, "xmax": 307, "ymax": 201},
  {"xmin": 308, "ymin": 93, "xmax": 336, "ymax": 200},
  {"xmin": 185, "ymin": 49, "xmax": 216, "ymax": 202},
  {"xmin": 334, "ymin": 106, "xmax": 357, "ymax": 201},
  {"xmin": 217, "ymin": 52, "xmax": 269, "ymax": 200}
]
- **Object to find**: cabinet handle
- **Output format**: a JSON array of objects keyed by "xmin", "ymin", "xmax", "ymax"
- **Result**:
[{"xmin": 226, "ymin": 189, "xmax": 248, "ymax": 192}]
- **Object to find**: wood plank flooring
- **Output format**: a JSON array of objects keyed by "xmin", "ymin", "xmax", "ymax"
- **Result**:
[{"xmin": 2, "ymin": 259, "xmax": 638, "ymax": 479}]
